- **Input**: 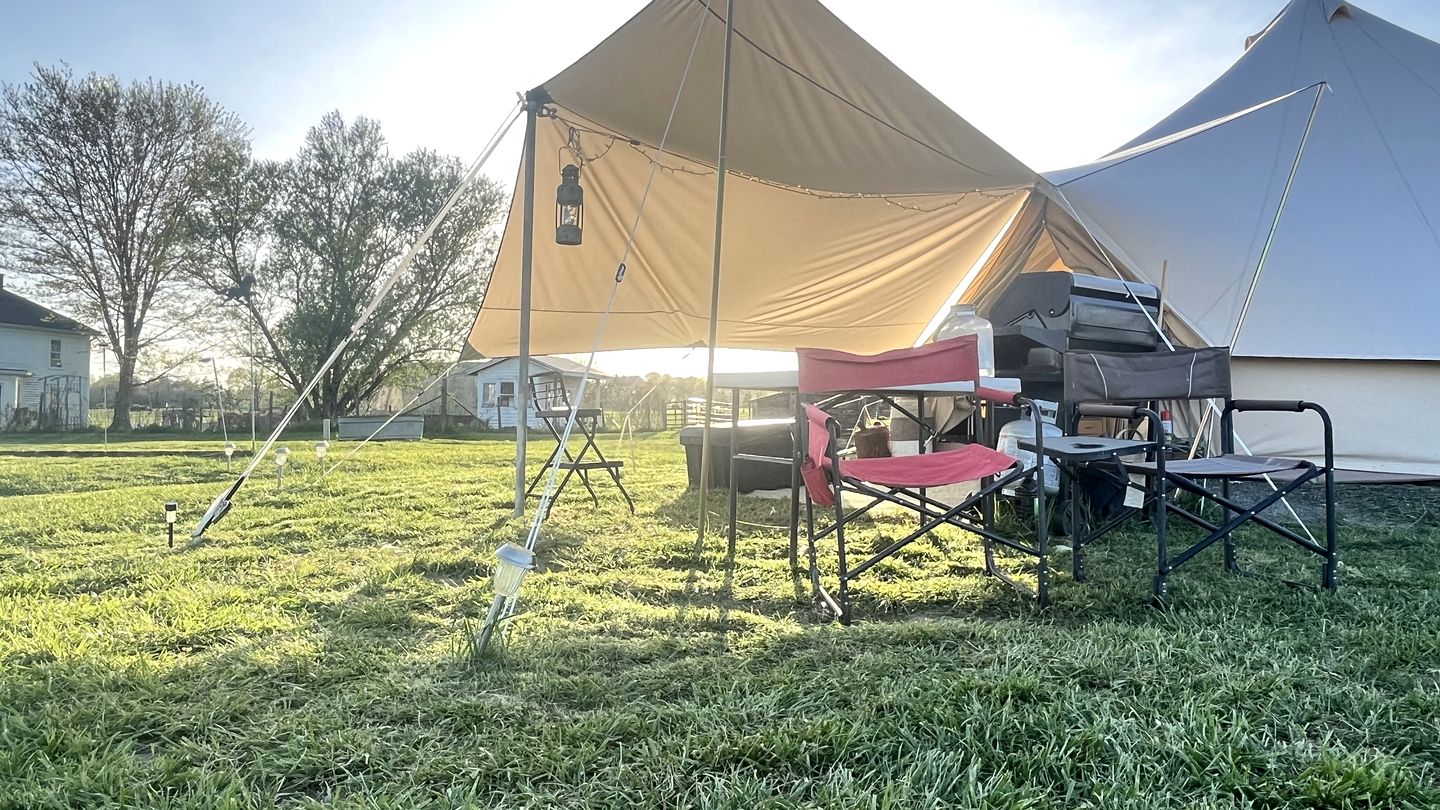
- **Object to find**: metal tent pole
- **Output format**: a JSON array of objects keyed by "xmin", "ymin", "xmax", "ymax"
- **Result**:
[
  {"xmin": 697, "ymin": 0, "xmax": 737, "ymax": 539},
  {"xmin": 249, "ymin": 321, "xmax": 257, "ymax": 453},
  {"xmin": 515, "ymin": 89, "xmax": 542, "ymax": 519}
]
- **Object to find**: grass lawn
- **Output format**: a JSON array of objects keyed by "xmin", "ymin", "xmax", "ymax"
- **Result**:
[{"xmin": 0, "ymin": 432, "xmax": 1437, "ymax": 808}]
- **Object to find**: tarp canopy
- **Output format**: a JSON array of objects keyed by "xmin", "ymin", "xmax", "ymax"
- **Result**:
[{"xmin": 467, "ymin": 0, "xmax": 1037, "ymax": 358}]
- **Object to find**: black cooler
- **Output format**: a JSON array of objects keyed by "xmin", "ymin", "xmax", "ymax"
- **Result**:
[{"xmin": 679, "ymin": 418, "xmax": 795, "ymax": 492}]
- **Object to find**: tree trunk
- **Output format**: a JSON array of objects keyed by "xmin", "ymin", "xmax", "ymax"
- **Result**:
[{"xmin": 108, "ymin": 353, "xmax": 136, "ymax": 431}]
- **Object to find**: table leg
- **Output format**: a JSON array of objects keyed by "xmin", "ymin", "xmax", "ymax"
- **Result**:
[
  {"xmin": 917, "ymin": 393, "xmax": 926, "ymax": 531},
  {"xmin": 788, "ymin": 390, "xmax": 801, "ymax": 576},
  {"xmin": 728, "ymin": 387, "xmax": 739, "ymax": 557}
]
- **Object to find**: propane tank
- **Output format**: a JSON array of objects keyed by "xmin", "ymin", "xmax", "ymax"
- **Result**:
[{"xmin": 996, "ymin": 401, "xmax": 1061, "ymax": 495}]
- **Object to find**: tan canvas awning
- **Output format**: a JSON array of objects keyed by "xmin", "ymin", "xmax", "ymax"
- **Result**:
[{"xmin": 467, "ymin": 0, "xmax": 1037, "ymax": 357}]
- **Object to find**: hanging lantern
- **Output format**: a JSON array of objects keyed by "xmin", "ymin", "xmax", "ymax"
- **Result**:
[{"xmin": 556, "ymin": 164, "xmax": 583, "ymax": 246}]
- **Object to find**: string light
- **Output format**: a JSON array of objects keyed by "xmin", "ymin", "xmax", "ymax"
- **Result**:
[{"xmin": 545, "ymin": 111, "xmax": 1018, "ymax": 212}]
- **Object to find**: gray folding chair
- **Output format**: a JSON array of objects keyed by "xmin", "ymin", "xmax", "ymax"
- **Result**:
[{"xmin": 1051, "ymin": 347, "xmax": 1337, "ymax": 606}]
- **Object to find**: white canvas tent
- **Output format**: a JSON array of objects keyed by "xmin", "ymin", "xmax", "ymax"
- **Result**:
[{"xmin": 969, "ymin": 0, "xmax": 1439, "ymax": 476}]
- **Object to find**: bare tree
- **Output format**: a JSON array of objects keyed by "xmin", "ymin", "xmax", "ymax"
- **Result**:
[
  {"xmin": 0, "ymin": 64, "xmax": 247, "ymax": 429},
  {"xmin": 192, "ymin": 112, "xmax": 505, "ymax": 419}
]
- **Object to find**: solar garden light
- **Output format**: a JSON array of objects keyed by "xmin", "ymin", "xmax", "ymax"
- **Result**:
[
  {"xmin": 555, "ymin": 164, "xmax": 583, "ymax": 246},
  {"xmin": 314, "ymin": 441, "xmax": 329, "ymax": 485},
  {"xmin": 274, "ymin": 446, "xmax": 290, "ymax": 491},
  {"xmin": 223, "ymin": 441, "xmax": 237, "ymax": 472},
  {"xmin": 476, "ymin": 542, "xmax": 536, "ymax": 655},
  {"xmin": 164, "ymin": 502, "xmax": 177, "ymax": 548}
]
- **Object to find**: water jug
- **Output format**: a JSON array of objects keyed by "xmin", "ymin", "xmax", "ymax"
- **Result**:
[{"xmin": 933, "ymin": 304, "xmax": 994, "ymax": 378}]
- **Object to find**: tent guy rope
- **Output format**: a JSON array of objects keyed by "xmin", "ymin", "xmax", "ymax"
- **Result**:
[
  {"xmin": 489, "ymin": 0, "xmax": 717, "ymax": 638},
  {"xmin": 316, "ymin": 360, "xmax": 465, "ymax": 483},
  {"xmin": 1046, "ymin": 81, "xmax": 1327, "ymax": 544},
  {"xmin": 189, "ymin": 100, "xmax": 523, "ymax": 539}
]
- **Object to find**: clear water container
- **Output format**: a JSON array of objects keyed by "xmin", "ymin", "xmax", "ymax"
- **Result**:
[{"xmin": 933, "ymin": 303, "xmax": 994, "ymax": 377}]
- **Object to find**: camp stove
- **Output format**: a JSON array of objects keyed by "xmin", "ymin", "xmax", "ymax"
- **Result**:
[{"xmin": 984, "ymin": 271, "xmax": 1161, "ymax": 404}]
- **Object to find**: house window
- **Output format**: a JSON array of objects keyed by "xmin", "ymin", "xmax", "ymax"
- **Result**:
[
  {"xmin": 49, "ymin": 339, "xmax": 62, "ymax": 368},
  {"xmin": 498, "ymin": 381, "xmax": 515, "ymax": 407},
  {"xmin": 482, "ymin": 382, "xmax": 497, "ymax": 406}
]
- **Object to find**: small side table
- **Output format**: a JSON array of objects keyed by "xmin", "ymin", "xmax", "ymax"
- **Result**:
[{"xmin": 1020, "ymin": 435, "xmax": 1151, "ymax": 582}]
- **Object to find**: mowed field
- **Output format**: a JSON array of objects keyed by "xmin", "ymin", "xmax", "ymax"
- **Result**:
[{"xmin": 0, "ymin": 433, "xmax": 1437, "ymax": 808}]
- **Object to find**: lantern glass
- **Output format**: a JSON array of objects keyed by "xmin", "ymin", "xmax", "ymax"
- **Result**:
[
  {"xmin": 555, "ymin": 164, "xmax": 583, "ymax": 246},
  {"xmin": 164, "ymin": 502, "xmax": 177, "ymax": 525},
  {"xmin": 493, "ymin": 542, "xmax": 535, "ymax": 598},
  {"xmin": 274, "ymin": 447, "xmax": 290, "ymax": 467},
  {"xmin": 315, "ymin": 440, "xmax": 329, "ymax": 460},
  {"xmin": 223, "ymin": 442, "xmax": 236, "ymax": 458}
]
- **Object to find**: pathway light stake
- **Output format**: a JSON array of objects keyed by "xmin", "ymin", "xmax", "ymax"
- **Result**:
[
  {"xmin": 555, "ymin": 164, "xmax": 583, "ymax": 245},
  {"xmin": 314, "ymin": 441, "xmax": 329, "ymax": 485},
  {"xmin": 223, "ymin": 441, "xmax": 237, "ymax": 473},
  {"xmin": 164, "ymin": 502, "xmax": 177, "ymax": 548},
  {"xmin": 477, "ymin": 543, "xmax": 535, "ymax": 655},
  {"xmin": 274, "ymin": 447, "xmax": 290, "ymax": 492}
]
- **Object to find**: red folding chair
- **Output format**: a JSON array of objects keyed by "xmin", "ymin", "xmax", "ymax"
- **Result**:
[{"xmin": 797, "ymin": 337, "xmax": 1051, "ymax": 624}]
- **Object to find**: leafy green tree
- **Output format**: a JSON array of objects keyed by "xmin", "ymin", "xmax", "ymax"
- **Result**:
[
  {"xmin": 192, "ymin": 112, "xmax": 505, "ymax": 418},
  {"xmin": 0, "ymin": 64, "xmax": 246, "ymax": 429}
]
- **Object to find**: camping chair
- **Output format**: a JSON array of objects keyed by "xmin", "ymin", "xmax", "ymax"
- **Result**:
[
  {"xmin": 1058, "ymin": 347, "xmax": 1336, "ymax": 606},
  {"xmin": 526, "ymin": 373, "xmax": 635, "ymax": 514},
  {"xmin": 797, "ymin": 337, "xmax": 1050, "ymax": 624}
]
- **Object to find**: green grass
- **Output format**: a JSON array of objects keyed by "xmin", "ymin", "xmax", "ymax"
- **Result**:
[{"xmin": 0, "ymin": 433, "xmax": 1436, "ymax": 808}]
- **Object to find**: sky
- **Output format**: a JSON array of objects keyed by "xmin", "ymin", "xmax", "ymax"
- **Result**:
[{"xmin": 5, "ymin": 0, "xmax": 1440, "ymax": 377}]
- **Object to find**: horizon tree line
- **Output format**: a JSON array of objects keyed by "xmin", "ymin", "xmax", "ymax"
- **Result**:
[{"xmin": 0, "ymin": 63, "xmax": 506, "ymax": 430}]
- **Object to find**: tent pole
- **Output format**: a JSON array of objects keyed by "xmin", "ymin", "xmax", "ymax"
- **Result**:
[
  {"xmin": 1232, "ymin": 83, "xmax": 1326, "ymax": 348},
  {"xmin": 697, "ymin": 0, "xmax": 737, "ymax": 540},
  {"xmin": 515, "ymin": 90, "xmax": 542, "ymax": 519}
]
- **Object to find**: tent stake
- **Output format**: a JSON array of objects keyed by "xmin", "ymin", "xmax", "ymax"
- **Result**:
[
  {"xmin": 697, "ymin": 0, "xmax": 737, "ymax": 540},
  {"xmin": 516, "ymin": 89, "xmax": 543, "ymax": 518}
]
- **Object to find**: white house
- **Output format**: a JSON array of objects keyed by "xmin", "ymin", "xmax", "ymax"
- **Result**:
[
  {"xmin": 0, "ymin": 275, "xmax": 98, "ymax": 430},
  {"xmin": 469, "ymin": 356, "xmax": 610, "ymax": 430}
]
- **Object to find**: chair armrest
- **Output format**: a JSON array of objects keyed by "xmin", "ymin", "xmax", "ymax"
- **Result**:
[
  {"xmin": 1222, "ymin": 399, "xmax": 1334, "ymax": 469},
  {"xmin": 975, "ymin": 386, "xmax": 1017, "ymax": 405},
  {"xmin": 1229, "ymin": 399, "xmax": 1306, "ymax": 413},
  {"xmin": 1076, "ymin": 403, "xmax": 1143, "ymax": 419}
]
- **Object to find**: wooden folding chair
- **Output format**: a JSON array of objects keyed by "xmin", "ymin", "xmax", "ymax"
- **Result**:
[{"xmin": 526, "ymin": 373, "xmax": 634, "ymax": 514}]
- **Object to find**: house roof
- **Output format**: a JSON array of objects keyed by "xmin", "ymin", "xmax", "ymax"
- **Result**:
[
  {"xmin": 468, "ymin": 354, "xmax": 612, "ymax": 379},
  {"xmin": 0, "ymin": 286, "xmax": 100, "ymax": 336}
]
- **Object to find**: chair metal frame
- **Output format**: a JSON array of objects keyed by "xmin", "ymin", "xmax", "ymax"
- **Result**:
[
  {"xmin": 792, "ymin": 337, "xmax": 1050, "ymax": 623},
  {"xmin": 801, "ymin": 394, "xmax": 1049, "ymax": 624},
  {"xmin": 525, "ymin": 373, "xmax": 634, "ymax": 514}
]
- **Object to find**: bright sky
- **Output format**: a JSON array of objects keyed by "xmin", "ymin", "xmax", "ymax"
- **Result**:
[{"xmin": 6, "ymin": 0, "xmax": 1440, "ymax": 377}]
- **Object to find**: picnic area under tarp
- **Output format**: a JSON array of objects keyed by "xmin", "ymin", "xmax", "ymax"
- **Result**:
[{"xmin": 468, "ymin": 0, "xmax": 1440, "ymax": 481}]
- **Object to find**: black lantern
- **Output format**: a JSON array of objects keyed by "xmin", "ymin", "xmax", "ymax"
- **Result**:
[{"xmin": 556, "ymin": 164, "xmax": 583, "ymax": 246}]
